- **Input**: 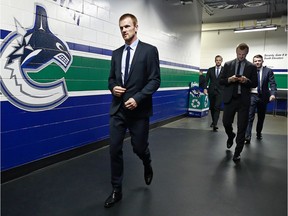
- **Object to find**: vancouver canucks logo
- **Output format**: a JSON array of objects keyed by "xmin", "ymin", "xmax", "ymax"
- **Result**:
[{"xmin": 0, "ymin": 5, "xmax": 72, "ymax": 111}]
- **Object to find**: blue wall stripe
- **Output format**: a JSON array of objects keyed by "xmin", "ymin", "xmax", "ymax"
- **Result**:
[{"xmin": 1, "ymin": 89, "xmax": 189, "ymax": 170}]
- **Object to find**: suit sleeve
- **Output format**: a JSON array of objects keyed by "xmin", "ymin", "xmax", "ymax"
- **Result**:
[
  {"xmin": 243, "ymin": 64, "xmax": 258, "ymax": 88},
  {"xmin": 205, "ymin": 69, "xmax": 210, "ymax": 87},
  {"xmin": 108, "ymin": 52, "xmax": 117, "ymax": 93},
  {"xmin": 268, "ymin": 69, "xmax": 277, "ymax": 96},
  {"xmin": 133, "ymin": 46, "xmax": 161, "ymax": 104},
  {"xmin": 219, "ymin": 63, "xmax": 230, "ymax": 86}
]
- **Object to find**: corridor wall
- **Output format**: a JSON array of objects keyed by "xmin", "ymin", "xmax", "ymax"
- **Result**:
[
  {"xmin": 200, "ymin": 26, "xmax": 288, "ymax": 113},
  {"xmin": 200, "ymin": 27, "xmax": 287, "ymax": 89},
  {"xmin": 0, "ymin": 0, "xmax": 202, "ymax": 173}
]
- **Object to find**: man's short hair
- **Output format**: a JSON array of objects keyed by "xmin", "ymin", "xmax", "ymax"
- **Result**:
[
  {"xmin": 236, "ymin": 43, "xmax": 249, "ymax": 53},
  {"xmin": 119, "ymin": 13, "xmax": 138, "ymax": 26},
  {"xmin": 253, "ymin": 54, "xmax": 263, "ymax": 60},
  {"xmin": 215, "ymin": 55, "xmax": 223, "ymax": 61}
]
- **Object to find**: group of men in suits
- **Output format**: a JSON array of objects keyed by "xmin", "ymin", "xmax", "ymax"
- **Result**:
[
  {"xmin": 104, "ymin": 12, "xmax": 277, "ymax": 208},
  {"xmin": 205, "ymin": 43, "xmax": 277, "ymax": 162}
]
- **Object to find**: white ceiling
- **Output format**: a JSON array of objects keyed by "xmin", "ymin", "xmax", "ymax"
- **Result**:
[
  {"xmin": 201, "ymin": 0, "xmax": 287, "ymax": 23},
  {"xmin": 163, "ymin": 0, "xmax": 287, "ymax": 24}
]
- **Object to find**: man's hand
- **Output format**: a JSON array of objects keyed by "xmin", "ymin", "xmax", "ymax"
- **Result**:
[
  {"xmin": 124, "ymin": 98, "xmax": 138, "ymax": 110},
  {"xmin": 228, "ymin": 75, "xmax": 248, "ymax": 83},
  {"xmin": 113, "ymin": 86, "xmax": 126, "ymax": 97},
  {"xmin": 238, "ymin": 76, "xmax": 249, "ymax": 83},
  {"xmin": 228, "ymin": 75, "xmax": 239, "ymax": 83},
  {"xmin": 270, "ymin": 95, "xmax": 276, "ymax": 101}
]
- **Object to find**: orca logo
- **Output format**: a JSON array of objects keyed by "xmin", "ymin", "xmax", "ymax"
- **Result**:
[{"xmin": 0, "ymin": 4, "xmax": 72, "ymax": 111}]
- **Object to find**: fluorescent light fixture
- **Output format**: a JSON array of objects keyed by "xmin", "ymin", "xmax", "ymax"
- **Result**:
[{"xmin": 234, "ymin": 25, "xmax": 278, "ymax": 33}]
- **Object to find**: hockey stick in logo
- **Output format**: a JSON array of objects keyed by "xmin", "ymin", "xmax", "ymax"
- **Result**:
[{"xmin": 0, "ymin": 5, "xmax": 72, "ymax": 111}]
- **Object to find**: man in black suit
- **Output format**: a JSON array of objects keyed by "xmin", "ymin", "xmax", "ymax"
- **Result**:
[
  {"xmin": 105, "ymin": 13, "xmax": 160, "ymax": 208},
  {"xmin": 199, "ymin": 70, "xmax": 207, "ymax": 92},
  {"xmin": 205, "ymin": 55, "xmax": 224, "ymax": 131},
  {"xmin": 245, "ymin": 54, "xmax": 277, "ymax": 143},
  {"xmin": 219, "ymin": 43, "xmax": 258, "ymax": 162}
]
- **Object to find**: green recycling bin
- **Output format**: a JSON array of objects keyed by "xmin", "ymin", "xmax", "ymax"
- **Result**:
[{"xmin": 188, "ymin": 82, "xmax": 209, "ymax": 117}]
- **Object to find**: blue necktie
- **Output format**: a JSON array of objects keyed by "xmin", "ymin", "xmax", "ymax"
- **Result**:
[
  {"xmin": 236, "ymin": 61, "xmax": 241, "ymax": 76},
  {"xmin": 216, "ymin": 67, "xmax": 219, "ymax": 77},
  {"xmin": 257, "ymin": 70, "xmax": 261, "ymax": 94},
  {"xmin": 236, "ymin": 61, "xmax": 242, "ymax": 94},
  {"xmin": 124, "ymin": 46, "xmax": 131, "ymax": 84}
]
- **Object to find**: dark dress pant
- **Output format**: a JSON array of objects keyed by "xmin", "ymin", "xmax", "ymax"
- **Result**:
[
  {"xmin": 245, "ymin": 94, "xmax": 267, "ymax": 138},
  {"xmin": 222, "ymin": 96, "xmax": 250, "ymax": 154},
  {"xmin": 109, "ymin": 109, "xmax": 151, "ymax": 189},
  {"xmin": 208, "ymin": 92, "xmax": 222, "ymax": 126}
]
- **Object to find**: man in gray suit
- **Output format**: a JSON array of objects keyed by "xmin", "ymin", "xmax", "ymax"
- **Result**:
[
  {"xmin": 245, "ymin": 54, "xmax": 277, "ymax": 143},
  {"xmin": 105, "ymin": 13, "xmax": 160, "ymax": 208},
  {"xmin": 205, "ymin": 55, "xmax": 224, "ymax": 131},
  {"xmin": 219, "ymin": 43, "xmax": 258, "ymax": 162}
]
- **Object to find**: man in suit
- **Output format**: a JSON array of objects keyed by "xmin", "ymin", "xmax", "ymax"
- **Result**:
[
  {"xmin": 199, "ymin": 70, "xmax": 207, "ymax": 92},
  {"xmin": 205, "ymin": 55, "xmax": 224, "ymax": 131},
  {"xmin": 105, "ymin": 13, "xmax": 161, "ymax": 208},
  {"xmin": 219, "ymin": 43, "xmax": 258, "ymax": 162},
  {"xmin": 244, "ymin": 54, "xmax": 277, "ymax": 143}
]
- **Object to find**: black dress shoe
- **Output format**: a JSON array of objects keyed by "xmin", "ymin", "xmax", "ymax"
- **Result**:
[
  {"xmin": 213, "ymin": 126, "xmax": 218, "ymax": 132},
  {"xmin": 144, "ymin": 164, "xmax": 153, "ymax": 185},
  {"xmin": 104, "ymin": 189, "xmax": 122, "ymax": 208},
  {"xmin": 256, "ymin": 134, "xmax": 262, "ymax": 140},
  {"xmin": 226, "ymin": 132, "xmax": 236, "ymax": 149},
  {"xmin": 244, "ymin": 138, "xmax": 250, "ymax": 144},
  {"xmin": 233, "ymin": 154, "xmax": 241, "ymax": 162}
]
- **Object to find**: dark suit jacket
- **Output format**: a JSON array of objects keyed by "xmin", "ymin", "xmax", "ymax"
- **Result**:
[
  {"xmin": 259, "ymin": 66, "xmax": 277, "ymax": 103},
  {"xmin": 219, "ymin": 59, "xmax": 258, "ymax": 105},
  {"xmin": 108, "ymin": 41, "xmax": 161, "ymax": 118},
  {"xmin": 205, "ymin": 66, "xmax": 224, "ymax": 95},
  {"xmin": 199, "ymin": 74, "xmax": 207, "ymax": 90}
]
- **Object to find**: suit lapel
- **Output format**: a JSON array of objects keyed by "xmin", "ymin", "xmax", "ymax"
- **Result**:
[
  {"xmin": 118, "ymin": 46, "xmax": 125, "ymax": 85},
  {"xmin": 231, "ymin": 60, "xmax": 237, "ymax": 75},
  {"xmin": 130, "ymin": 41, "xmax": 141, "ymax": 74}
]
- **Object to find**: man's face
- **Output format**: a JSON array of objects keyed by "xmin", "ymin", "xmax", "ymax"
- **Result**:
[
  {"xmin": 119, "ymin": 17, "xmax": 138, "ymax": 44},
  {"xmin": 215, "ymin": 57, "xmax": 223, "ymax": 67},
  {"xmin": 236, "ymin": 48, "xmax": 248, "ymax": 62},
  {"xmin": 253, "ymin": 57, "xmax": 263, "ymax": 69}
]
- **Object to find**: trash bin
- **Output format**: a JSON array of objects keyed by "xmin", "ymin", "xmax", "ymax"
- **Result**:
[{"xmin": 187, "ymin": 82, "xmax": 209, "ymax": 117}]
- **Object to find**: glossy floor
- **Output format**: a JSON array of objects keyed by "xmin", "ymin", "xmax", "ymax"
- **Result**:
[{"xmin": 1, "ymin": 114, "xmax": 287, "ymax": 216}]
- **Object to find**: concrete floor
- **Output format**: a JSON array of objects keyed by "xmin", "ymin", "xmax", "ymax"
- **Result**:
[{"xmin": 1, "ymin": 113, "xmax": 287, "ymax": 216}]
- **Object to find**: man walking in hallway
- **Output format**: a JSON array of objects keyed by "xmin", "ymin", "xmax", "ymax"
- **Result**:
[
  {"xmin": 245, "ymin": 54, "xmax": 277, "ymax": 143},
  {"xmin": 219, "ymin": 43, "xmax": 258, "ymax": 162},
  {"xmin": 205, "ymin": 55, "xmax": 224, "ymax": 132},
  {"xmin": 105, "ymin": 13, "xmax": 160, "ymax": 208}
]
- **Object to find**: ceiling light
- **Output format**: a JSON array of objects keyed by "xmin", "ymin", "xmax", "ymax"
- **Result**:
[{"xmin": 234, "ymin": 25, "xmax": 278, "ymax": 33}]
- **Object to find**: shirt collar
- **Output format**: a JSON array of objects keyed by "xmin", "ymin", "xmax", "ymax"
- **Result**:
[{"xmin": 125, "ymin": 39, "xmax": 139, "ymax": 50}]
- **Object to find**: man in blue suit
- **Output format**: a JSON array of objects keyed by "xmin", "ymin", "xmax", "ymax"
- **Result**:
[
  {"xmin": 105, "ymin": 13, "xmax": 161, "ymax": 208},
  {"xmin": 245, "ymin": 54, "xmax": 277, "ymax": 144}
]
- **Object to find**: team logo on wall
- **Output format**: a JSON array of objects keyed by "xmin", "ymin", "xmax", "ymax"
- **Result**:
[{"xmin": 0, "ymin": 4, "xmax": 72, "ymax": 111}]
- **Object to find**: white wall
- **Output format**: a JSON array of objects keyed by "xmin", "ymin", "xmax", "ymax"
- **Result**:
[
  {"xmin": 0, "ymin": 0, "xmax": 203, "ymax": 68},
  {"xmin": 200, "ymin": 26, "xmax": 287, "ymax": 70}
]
